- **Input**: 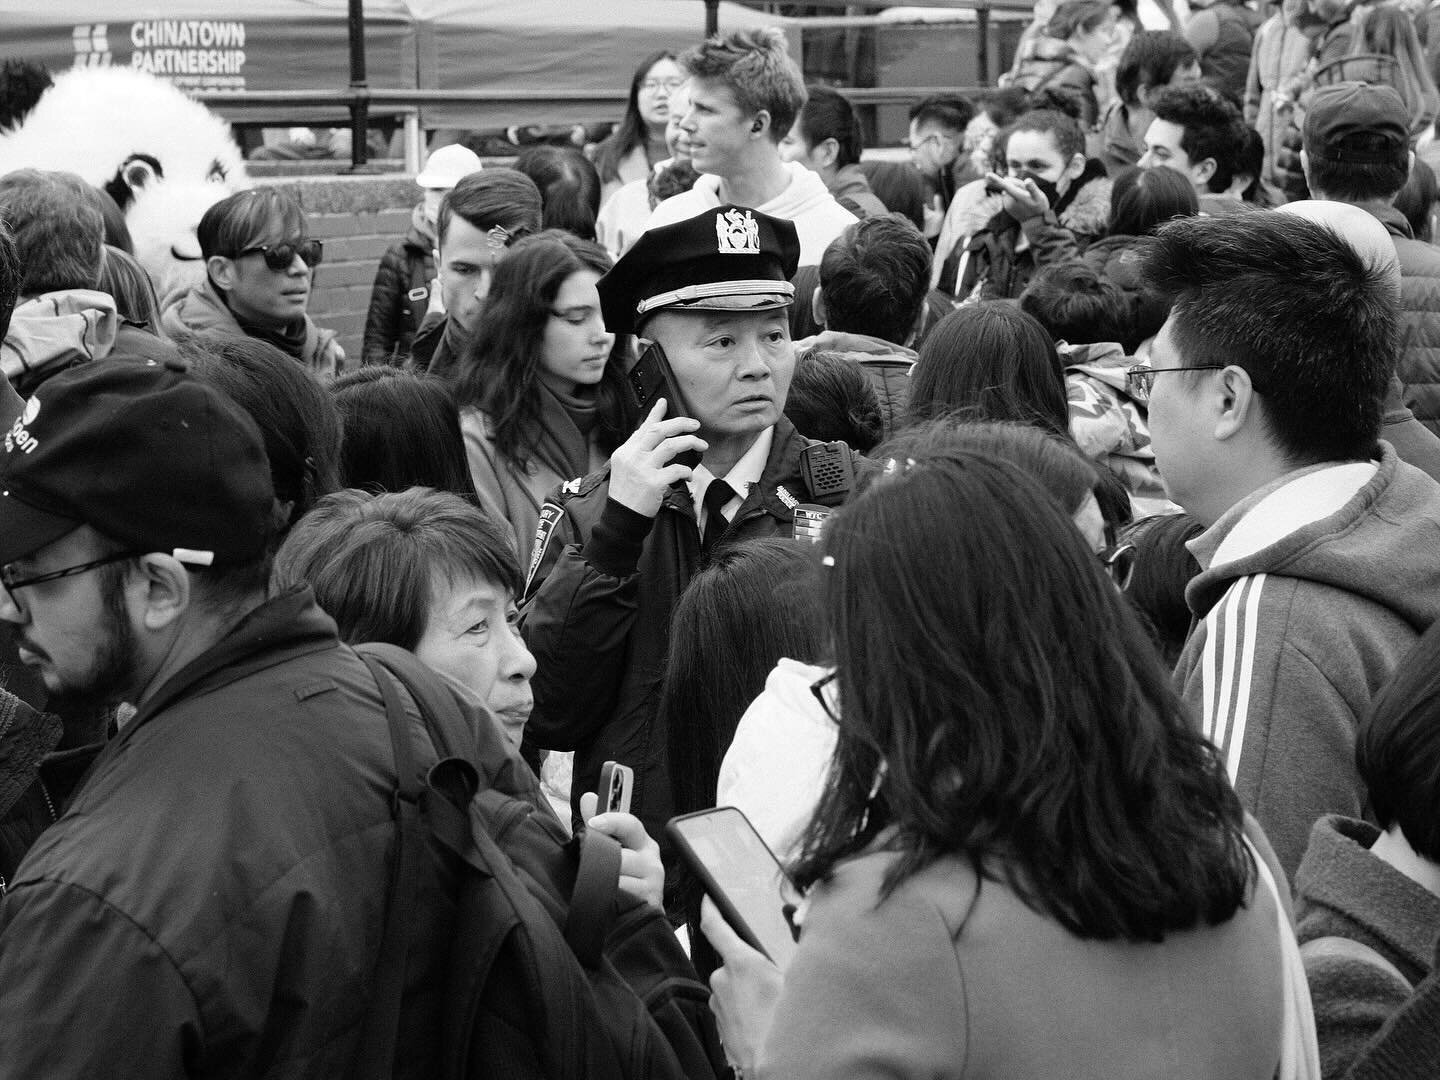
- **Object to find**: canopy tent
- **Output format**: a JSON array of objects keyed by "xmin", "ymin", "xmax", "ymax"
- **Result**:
[{"xmin": 0, "ymin": 0, "xmax": 782, "ymax": 129}]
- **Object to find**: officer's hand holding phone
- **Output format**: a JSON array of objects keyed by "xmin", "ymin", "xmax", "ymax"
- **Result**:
[{"xmin": 608, "ymin": 399, "xmax": 707, "ymax": 518}]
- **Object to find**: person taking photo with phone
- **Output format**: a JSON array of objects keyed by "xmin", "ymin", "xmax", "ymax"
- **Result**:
[{"xmin": 521, "ymin": 204, "xmax": 863, "ymax": 842}]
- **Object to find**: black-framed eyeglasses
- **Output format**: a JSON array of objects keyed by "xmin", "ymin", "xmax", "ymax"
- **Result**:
[
  {"xmin": 810, "ymin": 671, "xmax": 840, "ymax": 724},
  {"xmin": 237, "ymin": 238, "xmax": 323, "ymax": 272},
  {"xmin": 1124, "ymin": 364, "xmax": 1226, "ymax": 398},
  {"xmin": 1, "ymin": 550, "xmax": 141, "ymax": 604},
  {"xmin": 1098, "ymin": 541, "xmax": 1137, "ymax": 592}
]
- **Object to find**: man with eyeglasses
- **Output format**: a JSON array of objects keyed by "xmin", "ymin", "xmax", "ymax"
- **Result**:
[
  {"xmin": 645, "ymin": 29, "xmax": 856, "ymax": 266},
  {"xmin": 1135, "ymin": 210, "xmax": 1440, "ymax": 877},
  {"xmin": 0, "ymin": 169, "xmax": 178, "ymax": 395},
  {"xmin": 160, "ymin": 187, "xmax": 343, "ymax": 378},
  {"xmin": 907, "ymin": 94, "xmax": 977, "ymax": 240},
  {"xmin": 0, "ymin": 359, "xmax": 467, "ymax": 1075}
]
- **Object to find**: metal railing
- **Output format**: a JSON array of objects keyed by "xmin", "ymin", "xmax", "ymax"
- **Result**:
[{"xmin": 197, "ymin": 0, "xmax": 1030, "ymax": 171}]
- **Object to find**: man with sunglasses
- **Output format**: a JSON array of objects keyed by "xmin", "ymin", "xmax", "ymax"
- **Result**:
[
  {"xmin": 1136, "ymin": 209, "xmax": 1440, "ymax": 877},
  {"xmin": 160, "ymin": 188, "xmax": 343, "ymax": 378},
  {"xmin": 0, "ymin": 360, "xmax": 468, "ymax": 1075}
]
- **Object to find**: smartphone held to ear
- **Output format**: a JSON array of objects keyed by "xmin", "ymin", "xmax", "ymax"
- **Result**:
[
  {"xmin": 628, "ymin": 342, "xmax": 701, "ymax": 469},
  {"xmin": 667, "ymin": 806, "xmax": 799, "ymax": 970}
]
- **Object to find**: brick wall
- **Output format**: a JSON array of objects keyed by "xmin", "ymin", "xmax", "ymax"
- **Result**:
[{"xmin": 258, "ymin": 174, "xmax": 421, "ymax": 370}]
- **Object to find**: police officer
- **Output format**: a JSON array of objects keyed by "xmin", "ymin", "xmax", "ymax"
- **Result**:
[{"xmin": 522, "ymin": 204, "xmax": 859, "ymax": 840}]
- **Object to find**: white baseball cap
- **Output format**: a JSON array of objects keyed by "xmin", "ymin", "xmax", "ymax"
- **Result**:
[{"xmin": 416, "ymin": 144, "xmax": 483, "ymax": 190}]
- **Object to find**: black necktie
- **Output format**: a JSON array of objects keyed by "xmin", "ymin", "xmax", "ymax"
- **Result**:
[{"xmin": 701, "ymin": 479, "xmax": 735, "ymax": 554}]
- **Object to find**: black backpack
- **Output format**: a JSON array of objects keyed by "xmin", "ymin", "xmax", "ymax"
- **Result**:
[{"xmin": 351, "ymin": 643, "xmax": 726, "ymax": 1080}]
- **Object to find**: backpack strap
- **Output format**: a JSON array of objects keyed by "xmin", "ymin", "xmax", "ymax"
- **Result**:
[
  {"xmin": 1301, "ymin": 935, "xmax": 1412, "ymax": 990},
  {"xmin": 356, "ymin": 642, "xmax": 468, "ymax": 760},
  {"xmin": 350, "ymin": 649, "xmax": 426, "ymax": 1080},
  {"xmin": 565, "ymin": 829, "xmax": 623, "ymax": 968}
]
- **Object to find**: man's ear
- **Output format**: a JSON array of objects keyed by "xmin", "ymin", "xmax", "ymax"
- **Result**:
[
  {"xmin": 131, "ymin": 553, "xmax": 193, "ymax": 633},
  {"xmin": 1064, "ymin": 151, "xmax": 1087, "ymax": 182},
  {"xmin": 812, "ymin": 286, "xmax": 827, "ymax": 328},
  {"xmin": 1213, "ymin": 365, "xmax": 1258, "ymax": 442},
  {"xmin": 207, "ymin": 255, "xmax": 237, "ymax": 292},
  {"xmin": 1193, "ymin": 155, "xmax": 1218, "ymax": 189},
  {"xmin": 750, "ymin": 110, "xmax": 771, "ymax": 138},
  {"xmin": 814, "ymin": 137, "xmax": 840, "ymax": 170}
]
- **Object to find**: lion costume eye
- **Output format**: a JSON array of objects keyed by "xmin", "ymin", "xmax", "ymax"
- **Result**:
[{"xmin": 208, "ymin": 159, "xmax": 228, "ymax": 183}]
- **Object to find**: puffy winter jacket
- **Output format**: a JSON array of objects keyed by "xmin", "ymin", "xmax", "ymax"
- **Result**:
[{"xmin": 363, "ymin": 205, "xmax": 435, "ymax": 366}]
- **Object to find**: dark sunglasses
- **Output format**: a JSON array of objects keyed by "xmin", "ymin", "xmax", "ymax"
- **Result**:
[{"xmin": 237, "ymin": 238, "xmax": 323, "ymax": 272}]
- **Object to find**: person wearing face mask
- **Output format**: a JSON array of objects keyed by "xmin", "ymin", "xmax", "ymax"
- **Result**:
[
  {"xmin": 942, "ymin": 107, "xmax": 1113, "ymax": 302},
  {"xmin": 160, "ymin": 188, "xmax": 343, "ymax": 379}
]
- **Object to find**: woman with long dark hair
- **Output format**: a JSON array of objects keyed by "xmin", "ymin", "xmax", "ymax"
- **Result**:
[
  {"xmin": 592, "ymin": 50, "xmax": 683, "ymax": 204},
  {"xmin": 907, "ymin": 302, "xmax": 1071, "ymax": 437},
  {"xmin": 703, "ymin": 451, "xmax": 1290, "ymax": 1078},
  {"xmin": 454, "ymin": 230, "xmax": 629, "ymax": 556}
]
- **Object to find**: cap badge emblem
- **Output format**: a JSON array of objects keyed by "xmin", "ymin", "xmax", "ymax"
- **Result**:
[{"xmin": 716, "ymin": 208, "xmax": 760, "ymax": 255}]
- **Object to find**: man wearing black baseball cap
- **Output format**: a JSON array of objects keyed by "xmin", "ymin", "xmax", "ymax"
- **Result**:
[
  {"xmin": 0, "ymin": 360, "xmax": 458, "ymax": 1074},
  {"xmin": 1301, "ymin": 80, "xmax": 1440, "ymax": 437},
  {"xmin": 523, "ymin": 204, "xmax": 864, "ymax": 840}
]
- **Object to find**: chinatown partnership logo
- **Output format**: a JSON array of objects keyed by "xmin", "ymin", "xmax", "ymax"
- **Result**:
[{"xmin": 71, "ymin": 21, "xmax": 248, "ymax": 87}]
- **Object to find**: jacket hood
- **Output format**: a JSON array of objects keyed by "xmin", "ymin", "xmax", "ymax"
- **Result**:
[
  {"xmin": 1084, "ymin": 234, "xmax": 1154, "ymax": 290},
  {"xmin": 1, "ymin": 290, "xmax": 120, "ymax": 388},
  {"xmin": 798, "ymin": 329, "xmax": 918, "ymax": 363},
  {"xmin": 1054, "ymin": 158, "xmax": 1113, "ymax": 234},
  {"xmin": 1186, "ymin": 445, "xmax": 1440, "ymax": 629},
  {"xmin": 1058, "ymin": 340, "xmax": 1129, "ymax": 388}
]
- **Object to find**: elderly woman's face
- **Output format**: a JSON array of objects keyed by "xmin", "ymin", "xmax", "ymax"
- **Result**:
[{"xmin": 412, "ymin": 572, "xmax": 536, "ymax": 750}]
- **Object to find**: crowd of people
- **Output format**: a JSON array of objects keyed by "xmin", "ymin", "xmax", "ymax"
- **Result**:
[{"xmin": 0, "ymin": 5, "xmax": 1435, "ymax": 1078}]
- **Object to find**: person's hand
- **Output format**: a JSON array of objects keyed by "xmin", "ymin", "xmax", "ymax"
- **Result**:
[
  {"xmin": 922, "ymin": 193, "xmax": 945, "ymax": 239},
  {"xmin": 608, "ymin": 400, "xmax": 706, "ymax": 518},
  {"xmin": 985, "ymin": 171, "xmax": 1050, "ymax": 221},
  {"xmin": 701, "ymin": 896, "xmax": 784, "ymax": 1077},
  {"xmin": 579, "ymin": 792, "xmax": 665, "ymax": 910}
]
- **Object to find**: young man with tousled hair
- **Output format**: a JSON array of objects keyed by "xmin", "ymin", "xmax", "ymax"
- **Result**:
[
  {"xmin": 1139, "ymin": 83, "xmax": 1253, "ymax": 213},
  {"xmin": 1139, "ymin": 209, "xmax": 1440, "ymax": 876},
  {"xmin": 645, "ymin": 29, "xmax": 855, "ymax": 265}
]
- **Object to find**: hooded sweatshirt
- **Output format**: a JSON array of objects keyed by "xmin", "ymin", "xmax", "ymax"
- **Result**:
[
  {"xmin": 1060, "ymin": 341, "xmax": 1174, "ymax": 517},
  {"xmin": 645, "ymin": 161, "xmax": 857, "ymax": 265},
  {"xmin": 1175, "ymin": 444, "xmax": 1440, "ymax": 876},
  {"xmin": 717, "ymin": 657, "xmax": 836, "ymax": 864},
  {"xmin": 794, "ymin": 329, "xmax": 917, "ymax": 441}
]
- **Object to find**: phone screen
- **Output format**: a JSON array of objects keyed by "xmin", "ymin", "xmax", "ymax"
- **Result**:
[{"xmin": 668, "ymin": 807, "xmax": 799, "ymax": 969}]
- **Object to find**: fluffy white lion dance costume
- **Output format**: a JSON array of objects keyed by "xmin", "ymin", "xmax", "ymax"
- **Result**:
[{"xmin": 0, "ymin": 65, "xmax": 248, "ymax": 297}]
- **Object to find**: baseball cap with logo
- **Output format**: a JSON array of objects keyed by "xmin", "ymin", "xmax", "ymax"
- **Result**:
[
  {"xmin": 0, "ymin": 359, "xmax": 275, "ymax": 567},
  {"xmin": 598, "ymin": 205, "xmax": 802, "ymax": 336},
  {"xmin": 1302, "ymin": 82, "xmax": 1410, "ymax": 165}
]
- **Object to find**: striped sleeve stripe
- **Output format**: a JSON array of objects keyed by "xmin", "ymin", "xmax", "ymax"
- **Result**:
[{"xmin": 1199, "ymin": 573, "xmax": 1268, "ymax": 785}]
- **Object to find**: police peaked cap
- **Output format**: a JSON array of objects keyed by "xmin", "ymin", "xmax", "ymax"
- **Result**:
[{"xmin": 598, "ymin": 205, "xmax": 801, "ymax": 336}]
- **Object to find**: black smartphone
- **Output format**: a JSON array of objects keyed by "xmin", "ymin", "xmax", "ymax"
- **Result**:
[
  {"xmin": 667, "ymin": 806, "xmax": 799, "ymax": 969},
  {"xmin": 597, "ymin": 760, "xmax": 634, "ymax": 814},
  {"xmin": 627, "ymin": 342, "xmax": 702, "ymax": 469}
]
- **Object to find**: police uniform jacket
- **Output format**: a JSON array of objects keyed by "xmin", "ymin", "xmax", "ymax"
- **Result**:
[{"xmin": 521, "ymin": 417, "xmax": 848, "ymax": 839}]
